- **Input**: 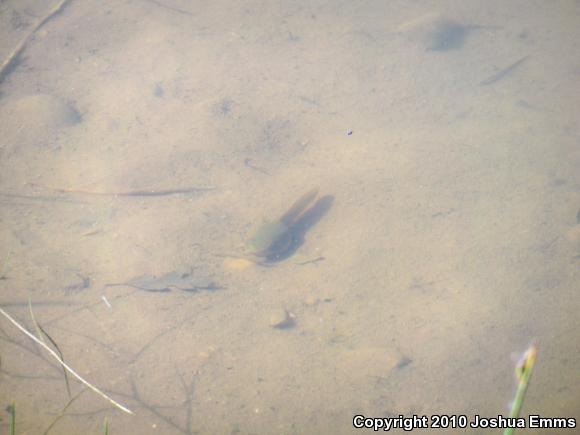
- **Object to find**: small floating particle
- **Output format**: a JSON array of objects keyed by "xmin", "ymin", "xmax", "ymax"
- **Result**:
[{"xmin": 101, "ymin": 295, "xmax": 112, "ymax": 308}]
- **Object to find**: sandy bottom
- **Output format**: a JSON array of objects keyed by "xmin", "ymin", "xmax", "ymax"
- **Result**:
[{"xmin": 0, "ymin": 1, "xmax": 579, "ymax": 434}]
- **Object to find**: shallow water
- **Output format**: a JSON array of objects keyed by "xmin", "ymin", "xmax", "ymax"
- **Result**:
[{"xmin": 0, "ymin": 1, "xmax": 578, "ymax": 434}]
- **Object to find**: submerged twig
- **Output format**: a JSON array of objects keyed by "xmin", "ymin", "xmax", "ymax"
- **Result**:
[
  {"xmin": 0, "ymin": 192, "xmax": 85, "ymax": 204},
  {"xmin": 0, "ymin": 0, "xmax": 73, "ymax": 84},
  {"xmin": 144, "ymin": 0, "xmax": 194, "ymax": 15},
  {"xmin": 28, "ymin": 183, "xmax": 215, "ymax": 197},
  {"xmin": 0, "ymin": 306, "xmax": 133, "ymax": 415},
  {"xmin": 480, "ymin": 56, "xmax": 530, "ymax": 86}
]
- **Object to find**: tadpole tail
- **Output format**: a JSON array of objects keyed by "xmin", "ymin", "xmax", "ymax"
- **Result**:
[{"xmin": 280, "ymin": 188, "xmax": 319, "ymax": 225}]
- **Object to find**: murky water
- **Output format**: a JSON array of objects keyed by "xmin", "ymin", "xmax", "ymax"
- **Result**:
[{"xmin": 1, "ymin": 1, "xmax": 578, "ymax": 434}]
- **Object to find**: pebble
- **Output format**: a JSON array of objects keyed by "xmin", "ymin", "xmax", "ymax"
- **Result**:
[
  {"xmin": 304, "ymin": 295, "xmax": 319, "ymax": 306},
  {"xmin": 223, "ymin": 258, "xmax": 255, "ymax": 271},
  {"xmin": 269, "ymin": 308, "xmax": 294, "ymax": 329}
]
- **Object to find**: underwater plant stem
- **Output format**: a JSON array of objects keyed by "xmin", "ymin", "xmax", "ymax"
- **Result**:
[
  {"xmin": 10, "ymin": 400, "xmax": 15, "ymax": 435},
  {"xmin": 0, "ymin": 306, "xmax": 133, "ymax": 415},
  {"xmin": 28, "ymin": 298, "xmax": 72, "ymax": 398},
  {"xmin": 503, "ymin": 344, "xmax": 538, "ymax": 435}
]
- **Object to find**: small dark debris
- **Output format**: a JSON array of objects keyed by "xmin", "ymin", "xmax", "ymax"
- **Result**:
[
  {"xmin": 396, "ymin": 356, "xmax": 413, "ymax": 369},
  {"xmin": 552, "ymin": 178, "xmax": 567, "ymax": 187},
  {"xmin": 153, "ymin": 82, "xmax": 164, "ymax": 97},
  {"xmin": 212, "ymin": 98, "xmax": 234, "ymax": 116},
  {"xmin": 64, "ymin": 274, "xmax": 91, "ymax": 293}
]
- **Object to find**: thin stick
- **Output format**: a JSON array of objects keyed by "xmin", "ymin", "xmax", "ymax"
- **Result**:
[
  {"xmin": 0, "ymin": 306, "xmax": 133, "ymax": 415},
  {"xmin": 480, "ymin": 56, "xmax": 529, "ymax": 86},
  {"xmin": 28, "ymin": 183, "xmax": 215, "ymax": 197},
  {"xmin": 0, "ymin": 0, "xmax": 73, "ymax": 84},
  {"xmin": 144, "ymin": 0, "xmax": 194, "ymax": 15}
]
